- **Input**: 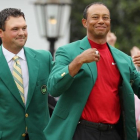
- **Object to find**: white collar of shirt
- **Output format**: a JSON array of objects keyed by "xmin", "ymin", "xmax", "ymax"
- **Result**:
[
  {"xmin": 2, "ymin": 45, "xmax": 26, "ymax": 62},
  {"xmin": 2, "ymin": 45, "xmax": 29, "ymax": 105}
]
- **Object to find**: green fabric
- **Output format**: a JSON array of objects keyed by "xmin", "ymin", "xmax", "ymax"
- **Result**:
[
  {"xmin": 44, "ymin": 36, "xmax": 140, "ymax": 140},
  {"xmin": 0, "ymin": 46, "xmax": 52, "ymax": 140}
]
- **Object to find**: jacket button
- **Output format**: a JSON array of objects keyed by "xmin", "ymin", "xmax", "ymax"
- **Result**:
[
  {"xmin": 61, "ymin": 72, "xmax": 66, "ymax": 77},
  {"xmin": 25, "ymin": 113, "xmax": 28, "ymax": 117},
  {"xmin": 22, "ymin": 133, "xmax": 26, "ymax": 137}
]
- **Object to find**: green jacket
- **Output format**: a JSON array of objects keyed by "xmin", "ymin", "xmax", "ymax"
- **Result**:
[
  {"xmin": 44, "ymin": 36, "xmax": 140, "ymax": 140},
  {"xmin": 0, "ymin": 46, "xmax": 52, "ymax": 140}
]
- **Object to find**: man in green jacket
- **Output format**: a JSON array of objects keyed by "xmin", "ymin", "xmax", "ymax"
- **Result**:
[
  {"xmin": 44, "ymin": 2, "xmax": 140, "ymax": 140},
  {"xmin": 0, "ymin": 8, "xmax": 52, "ymax": 140}
]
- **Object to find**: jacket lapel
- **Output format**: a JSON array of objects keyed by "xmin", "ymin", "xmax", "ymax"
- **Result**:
[
  {"xmin": 0, "ymin": 46, "xmax": 25, "ymax": 107},
  {"xmin": 80, "ymin": 37, "xmax": 97, "ymax": 84},
  {"xmin": 108, "ymin": 45, "xmax": 130, "ymax": 81},
  {"xmin": 24, "ymin": 48, "xmax": 39, "ymax": 110},
  {"xmin": 79, "ymin": 37, "xmax": 130, "ymax": 85}
]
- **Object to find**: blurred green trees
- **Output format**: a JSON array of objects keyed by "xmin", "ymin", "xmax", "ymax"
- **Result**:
[{"xmin": 70, "ymin": 0, "xmax": 140, "ymax": 55}]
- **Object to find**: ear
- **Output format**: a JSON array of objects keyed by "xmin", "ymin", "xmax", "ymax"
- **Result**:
[
  {"xmin": 82, "ymin": 18, "xmax": 87, "ymax": 28},
  {"xmin": 0, "ymin": 29, "xmax": 3, "ymax": 38}
]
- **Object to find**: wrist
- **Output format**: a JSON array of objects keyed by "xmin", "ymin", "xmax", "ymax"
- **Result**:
[{"xmin": 76, "ymin": 54, "xmax": 85, "ymax": 65}]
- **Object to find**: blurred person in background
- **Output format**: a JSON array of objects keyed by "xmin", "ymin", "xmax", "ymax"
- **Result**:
[
  {"xmin": 107, "ymin": 31, "xmax": 117, "ymax": 47},
  {"xmin": 135, "ymin": 95, "xmax": 140, "ymax": 140},
  {"xmin": 130, "ymin": 46, "xmax": 140, "ymax": 71}
]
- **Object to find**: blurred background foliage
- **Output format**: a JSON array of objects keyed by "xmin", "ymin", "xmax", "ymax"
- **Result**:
[{"xmin": 70, "ymin": 0, "xmax": 140, "ymax": 55}]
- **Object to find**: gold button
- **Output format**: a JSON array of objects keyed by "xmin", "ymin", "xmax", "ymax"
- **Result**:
[
  {"xmin": 22, "ymin": 133, "xmax": 26, "ymax": 137},
  {"xmin": 25, "ymin": 113, "xmax": 28, "ymax": 117},
  {"xmin": 61, "ymin": 72, "xmax": 66, "ymax": 77}
]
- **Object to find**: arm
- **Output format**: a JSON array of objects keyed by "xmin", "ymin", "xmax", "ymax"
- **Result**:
[
  {"xmin": 130, "ymin": 57, "xmax": 140, "ymax": 98},
  {"xmin": 135, "ymin": 95, "xmax": 140, "ymax": 138},
  {"xmin": 136, "ymin": 121, "xmax": 140, "ymax": 137},
  {"xmin": 69, "ymin": 48, "xmax": 100, "ymax": 77},
  {"xmin": 47, "ymin": 46, "xmax": 100, "ymax": 97}
]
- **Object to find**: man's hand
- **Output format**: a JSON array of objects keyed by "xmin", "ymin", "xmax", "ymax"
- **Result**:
[
  {"xmin": 132, "ymin": 53, "xmax": 140, "ymax": 67},
  {"xmin": 107, "ymin": 32, "xmax": 117, "ymax": 47},
  {"xmin": 130, "ymin": 46, "xmax": 140, "ymax": 68},
  {"xmin": 79, "ymin": 48, "xmax": 100, "ymax": 63},
  {"xmin": 69, "ymin": 48, "xmax": 100, "ymax": 77}
]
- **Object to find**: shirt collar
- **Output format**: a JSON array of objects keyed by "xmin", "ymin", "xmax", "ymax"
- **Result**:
[
  {"xmin": 88, "ymin": 38, "xmax": 107, "ymax": 50},
  {"xmin": 2, "ymin": 44, "xmax": 26, "ymax": 63}
]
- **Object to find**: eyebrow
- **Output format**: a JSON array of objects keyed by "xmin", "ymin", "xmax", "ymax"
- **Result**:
[
  {"xmin": 12, "ymin": 25, "xmax": 27, "ymax": 28},
  {"xmin": 91, "ymin": 14, "xmax": 110, "ymax": 16},
  {"xmin": 23, "ymin": 25, "xmax": 27, "ymax": 28}
]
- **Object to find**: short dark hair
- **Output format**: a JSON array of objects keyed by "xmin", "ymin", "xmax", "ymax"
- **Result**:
[
  {"xmin": 0, "ymin": 8, "xmax": 25, "ymax": 31},
  {"xmin": 83, "ymin": 2, "xmax": 109, "ymax": 19}
]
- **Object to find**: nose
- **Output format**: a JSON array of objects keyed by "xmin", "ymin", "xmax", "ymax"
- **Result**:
[
  {"xmin": 18, "ymin": 29, "xmax": 24, "ymax": 35},
  {"xmin": 98, "ymin": 17, "xmax": 104, "ymax": 23}
]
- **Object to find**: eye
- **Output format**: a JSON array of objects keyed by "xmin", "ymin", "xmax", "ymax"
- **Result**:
[
  {"xmin": 103, "ymin": 17, "xmax": 109, "ymax": 20},
  {"xmin": 92, "ymin": 16, "xmax": 98, "ymax": 20},
  {"xmin": 22, "ymin": 27, "xmax": 27, "ymax": 31},
  {"xmin": 12, "ymin": 28, "xmax": 18, "ymax": 31}
]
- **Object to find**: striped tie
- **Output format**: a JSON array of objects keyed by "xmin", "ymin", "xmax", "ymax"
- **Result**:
[{"xmin": 12, "ymin": 56, "xmax": 25, "ymax": 104}]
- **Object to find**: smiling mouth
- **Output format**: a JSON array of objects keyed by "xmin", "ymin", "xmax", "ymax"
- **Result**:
[
  {"xmin": 16, "ymin": 38, "xmax": 26, "ymax": 43},
  {"xmin": 96, "ymin": 26, "xmax": 106, "ymax": 29},
  {"xmin": 16, "ymin": 38, "xmax": 25, "ymax": 41}
]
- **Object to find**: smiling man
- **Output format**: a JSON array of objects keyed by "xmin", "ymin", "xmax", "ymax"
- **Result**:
[
  {"xmin": 0, "ymin": 8, "xmax": 52, "ymax": 140},
  {"xmin": 44, "ymin": 2, "xmax": 140, "ymax": 140}
]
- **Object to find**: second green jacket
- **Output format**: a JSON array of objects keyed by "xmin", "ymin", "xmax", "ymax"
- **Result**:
[{"xmin": 44, "ymin": 36, "xmax": 140, "ymax": 140}]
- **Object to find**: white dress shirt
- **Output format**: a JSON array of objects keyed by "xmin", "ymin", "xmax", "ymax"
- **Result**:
[{"xmin": 2, "ymin": 45, "xmax": 29, "ymax": 105}]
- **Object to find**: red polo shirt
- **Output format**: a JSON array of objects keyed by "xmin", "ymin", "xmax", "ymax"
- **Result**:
[{"xmin": 81, "ymin": 39, "xmax": 121, "ymax": 124}]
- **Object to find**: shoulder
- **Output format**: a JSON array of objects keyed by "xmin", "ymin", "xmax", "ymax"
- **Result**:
[
  {"xmin": 57, "ymin": 36, "xmax": 88, "ymax": 52},
  {"xmin": 24, "ymin": 47, "xmax": 52, "ymax": 56},
  {"xmin": 24, "ymin": 47, "xmax": 52, "ymax": 61},
  {"xmin": 59, "ymin": 40, "xmax": 81, "ymax": 50},
  {"xmin": 110, "ymin": 45, "xmax": 131, "ymax": 60},
  {"xmin": 56, "ymin": 39, "xmax": 83, "ymax": 56},
  {"xmin": 54, "ymin": 40, "xmax": 81, "ymax": 60}
]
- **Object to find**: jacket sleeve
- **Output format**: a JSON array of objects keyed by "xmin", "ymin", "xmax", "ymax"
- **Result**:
[{"xmin": 47, "ymin": 47, "xmax": 75, "ymax": 97}]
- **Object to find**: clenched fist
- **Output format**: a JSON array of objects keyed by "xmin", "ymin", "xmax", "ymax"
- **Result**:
[{"xmin": 79, "ymin": 48, "xmax": 100, "ymax": 63}]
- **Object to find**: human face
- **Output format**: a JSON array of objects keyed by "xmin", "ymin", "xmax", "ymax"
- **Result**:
[
  {"xmin": 0, "ymin": 16, "xmax": 28, "ymax": 54},
  {"xmin": 82, "ymin": 4, "xmax": 110, "ymax": 41}
]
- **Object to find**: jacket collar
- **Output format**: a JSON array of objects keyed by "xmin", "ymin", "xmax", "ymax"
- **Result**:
[
  {"xmin": 80, "ymin": 36, "xmax": 97, "ymax": 84},
  {"xmin": 108, "ymin": 44, "xmax": 129, "ymax": 81},
  {"xmin": 0, "ymin": 46, "xmax": 25, "ymax": 107},
  {"xmin": 79, "ymin": 37, "xmax": 130, "ymax": 84},
  {"xmin": 0, "ymin": 46, "xmax": 39, "ymax": 109},
  {"xmin": 24, "ymin": 47, "xmax": 39, "ymax": 110}
]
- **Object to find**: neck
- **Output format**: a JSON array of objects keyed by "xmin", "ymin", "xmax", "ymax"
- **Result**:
[
  {"xmin": 87, "ymin": 34, "xmax": 107, "ymax": 44},
  {"xmin": 3, "ymin": 45, "xmax": 22, "ymax": 54}
]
